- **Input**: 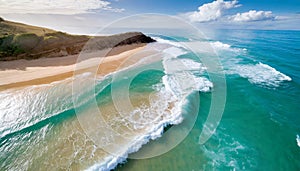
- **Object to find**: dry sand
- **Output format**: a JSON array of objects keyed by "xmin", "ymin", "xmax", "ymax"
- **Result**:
[{"xmin": 0, "ymin": 44, "xmax": 146, "ymax": 90}]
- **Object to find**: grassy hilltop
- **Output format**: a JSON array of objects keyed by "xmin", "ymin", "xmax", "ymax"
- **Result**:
[{"xmin": 0, "ymin": 17, "xmax": 155, "ymax": 61}]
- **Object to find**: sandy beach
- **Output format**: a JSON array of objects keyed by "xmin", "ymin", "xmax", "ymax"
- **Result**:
[{"xmin": 0, "ymin": 44, "xmax": 146, "ymax": 90}]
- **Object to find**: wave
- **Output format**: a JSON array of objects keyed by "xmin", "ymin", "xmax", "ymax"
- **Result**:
[
  {"xmin": 87, "ymin": 38, "xmax": 213, "ymax": 171},
  {"xmin": 211, "ymin": 41, "xmax": 231, "ymax": 49},
  {"xmin": 297, "ymin": 135, "xmax": 300, "ymax": 148},
  {"xmin": 162, "ymin": 74, "xmax": 212, "ymax": 96},
  {"xmin": 162, "ymin": 58, "xmax": 206, "ymax": 74},
  {"xmin": 203, "ymin": 40, "xmax": 292, "ymax": 88},
  {"xmin": 87, "ymin": 86, "xmax": 185, "ymax": 171},
  {"xmin": 0, "ymin": 45, "xmax": 160, "ymax": 139},
  {"xmin": 210, "ymin": 41, "xmax": 247, "ymax": 53},
  {"xmin": 163, "ymin": 46, "xmax": 187, "ymax": 57},
  {"xmin": 161, "ymin": 44, "xmax": 213, "ymax": 96},
  {"xmin": 229, "ymin": 62, "xmax": 292, "ymax": 87},
  {"xmin": 151, "ymin": 36, "xmax": 184, "ymax": 48},
  {"xmin": 0, "ymin": 72, "xmax": 105, "ymax": 139},
  {"xmin": 152, "ymin": 36, "xmax": 246, "ymax": 53}
]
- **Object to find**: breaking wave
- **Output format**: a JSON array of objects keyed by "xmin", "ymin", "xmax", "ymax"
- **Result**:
[
  {"xmin": 229, "ymin": 62, "xmax": 292, "ymax": 87},
  {"xmin": 85, "ymin": 37, "xmax": 213, "ymax": 170}
]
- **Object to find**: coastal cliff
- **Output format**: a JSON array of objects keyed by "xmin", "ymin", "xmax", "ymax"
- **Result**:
[{"xmin": 0, "ymin": 17, "xmax": 155, "ymax": 61}]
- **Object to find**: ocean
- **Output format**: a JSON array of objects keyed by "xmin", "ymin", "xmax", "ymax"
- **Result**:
[{"xmin": 0, "ymin": 29, "xmax": 299, "ymax": 170}]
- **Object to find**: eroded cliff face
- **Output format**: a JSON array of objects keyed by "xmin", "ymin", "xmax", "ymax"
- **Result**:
[{"xmin": 0, "ymin": 18, "xmax": 155, "ymax": 61}]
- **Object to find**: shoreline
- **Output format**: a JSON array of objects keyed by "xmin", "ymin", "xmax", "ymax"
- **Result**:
[{"xmin": 0, "ymin": 44, "xmax": 146, "ymax": 91}]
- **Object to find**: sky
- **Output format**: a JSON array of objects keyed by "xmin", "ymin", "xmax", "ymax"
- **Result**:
[{"xmin": 0, "ymin": 0, "xmax": 299, "ymax": 34}]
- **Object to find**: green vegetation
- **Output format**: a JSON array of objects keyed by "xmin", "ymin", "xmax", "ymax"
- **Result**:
[
  {"xmin": 43, "ymin": 35, "xmax": 58, "ymax": 40},
  {"xmin": 14, "ymin": 33, "xmax": 38, "ymax": 40},
  {"xmin": 0, "ymin": 35, "xmax": 25, "ymax": 57},
  {"xmin": 0, "ymin": 17, "xmax": 155, "ymax": 61},
  {"xmin": 0, "ymin": 33, "xmax": 41, "ymax": 58}
]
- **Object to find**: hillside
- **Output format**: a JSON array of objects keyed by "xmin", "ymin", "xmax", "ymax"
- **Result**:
[{"xmin": 0, "ymin": 17, "xmax": 155, "ymax": 61}]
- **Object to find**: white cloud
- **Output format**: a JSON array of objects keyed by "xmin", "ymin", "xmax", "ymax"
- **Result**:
[
  {"xmin": 0, "ymin": 0, "xmax": 124, "ymax": 15},
  {"xmin": 188, "ymin": 0, "xmax": 240, "ymax": 22},
  {"xmin": 230, "ymin": 10, "xmax": 274, "ymax": 22}
]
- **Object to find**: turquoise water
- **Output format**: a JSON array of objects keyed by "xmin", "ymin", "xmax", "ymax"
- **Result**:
[
  {"xmin": 116, "ymin": 30, "xmax": 300, "ymax": 170},
  {"xmin": 1, "ymin": 29, "xmax": 300, "ymax": 170}
]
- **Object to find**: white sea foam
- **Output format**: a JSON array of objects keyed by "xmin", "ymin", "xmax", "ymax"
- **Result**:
[
  {"xmin": 161, "ymin": 45, "xmax": 213, "ymax": 95},
  {"xmin": 87, "ymin": 38, "xmax": 213, "ymax": 171},
  {"xmin": 206, "ymin": 40, "xmax": 291, "ymax": 88},
  {"xmin": 88, "ymin": 85, "xmax": 187, "ymax": 171},
  {"xmin": 162, "ymin": 74, "xmax": 212, "ymax": 97},
  {"xmin": 181, "ymin": 58, "xmax": 207, "ymax": 71},
  {"xmin": 297, "ymin": 135, "xmax": 300, "ymax": 147},
  {"xmin": 163, "ymin": 46, "xmax": 187, "ymax": 57},
  {"xmin": 231, "ymin": 62, "xmax": 292, "ymax": 87},
  {"xmin": 208, "ymin": 40, "xmax": 292, "ymax": 88},
  {"xmin": 0, "ymin": 72, "xmax": 95, "ymax": 138},
  {"xmin": 210, "ymin": 41, "xmax": 246, "ymax": 53},
  {"xmin": 211, "ymin": 41, "xmax": 231, "ymax": 50},
  {"xmin": 162, "ymin": 58, "xmax": 206, "ymax": 75},
  {"xmin": 152, "ymin": 36, "xmax": 184, "ymax": 48},
  {"xmin": 154, "ymin": 36, "xmax": 246, "ymax": 55},
  {"xmin": 155, "ymin": 40, "xmax": 213, "ymax": 94},
  {"xmin": 87, "ymin": 86, "xmax": 185, "ymax": 171},
  {"xmin": 153, "ymin": 37, "xmax": 245, "ymax": 53}
]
